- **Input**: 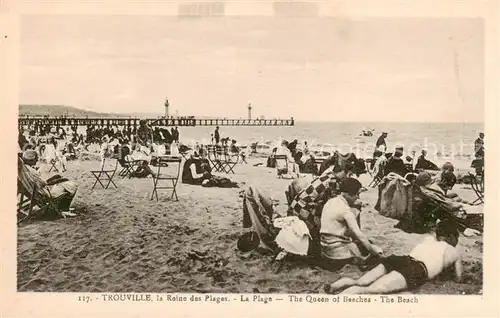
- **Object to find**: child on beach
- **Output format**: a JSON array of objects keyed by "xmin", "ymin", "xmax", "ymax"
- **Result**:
[{"xmin": 324, "ymin": 219, "xmax": 463, "ymax": 294}]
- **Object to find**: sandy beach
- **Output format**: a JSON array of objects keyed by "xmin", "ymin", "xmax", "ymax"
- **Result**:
[{"xmin": 17, "ymin": 156, "xmax": 483, "ymax": 294}]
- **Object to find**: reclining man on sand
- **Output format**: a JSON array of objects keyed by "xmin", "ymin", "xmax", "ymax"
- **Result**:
[{"xmin": 324, "ymin": 219, "xmax": 462, "ymax": 294}]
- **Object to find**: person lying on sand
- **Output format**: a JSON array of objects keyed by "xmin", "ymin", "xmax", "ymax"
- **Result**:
[
  {"xmin": 425, "ymin": 165, "xmax": 474, "ymax": 205},
  {"xmin": 324, "ymin": 219, "xmax": 462, "ymax": 294},
  {"xmin": 318, "ymin": 178, "xmax": 383, "ymax": 270},
  {"xmin": 182, "ymin": 149, "xmax": 239, "ymax": 188}
]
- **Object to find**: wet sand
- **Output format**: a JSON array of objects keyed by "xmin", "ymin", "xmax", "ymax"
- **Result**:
[{"xmin": 17, "ymin": 157, "xmax": 483, "ymax": 294}]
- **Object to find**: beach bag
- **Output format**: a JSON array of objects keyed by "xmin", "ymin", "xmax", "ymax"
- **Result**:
[{"xmin": 375, "ymin": 173, "xmax": 414, "ymax": 221}]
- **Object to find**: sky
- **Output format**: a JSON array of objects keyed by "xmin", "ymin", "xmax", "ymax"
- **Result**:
[{"xmin": 20, "ymin": 16, "xmax": 484, "ymax": 122}]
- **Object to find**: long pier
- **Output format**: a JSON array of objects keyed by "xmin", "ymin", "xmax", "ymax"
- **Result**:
[{"xmin": 18, "ymin": 116, "xmax": 294, "ymax": 127}]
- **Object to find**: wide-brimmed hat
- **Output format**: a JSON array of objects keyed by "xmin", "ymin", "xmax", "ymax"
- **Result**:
[
  {"xmin": 237, "ymin": 231, "xmax": 260, "ymax": 252},
  {"xmin": 22, "ymin": 149, "xmax": 37, "ymax": 162}
]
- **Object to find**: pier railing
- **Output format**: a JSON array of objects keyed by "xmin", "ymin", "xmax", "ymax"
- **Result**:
[{"xmin": 18, "ymin": 116, "xmax": 294, "ymax": 127}]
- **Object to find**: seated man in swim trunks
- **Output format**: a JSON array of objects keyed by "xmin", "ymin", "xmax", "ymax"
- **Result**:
[{"xmin": 325, "ymin": 219, "xmax": 462, "ymax": 294}]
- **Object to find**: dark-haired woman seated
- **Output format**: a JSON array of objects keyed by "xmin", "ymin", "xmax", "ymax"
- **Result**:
[{"xmin": 182, "ymin": 150, "xmax": 212, "ymax": 185}]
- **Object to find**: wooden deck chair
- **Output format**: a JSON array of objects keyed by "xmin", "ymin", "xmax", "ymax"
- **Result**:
[
  {"xmin": 91, "ymin": 157, "xmax": 119, "ymax": 189},
  {"xmin": 150, "ymin": 155, "xmax": 182, "ymax": 201},
  {"xmin": 468, "ymin": 172, "xmax": 484, "ymax": 205},
  {"xmin": 17, "ymin": 158, "xmax": 65, "ymax": 222},
  {"xmin": 275, "ymin": 155, "xmax": 289, "ymax": 178}
]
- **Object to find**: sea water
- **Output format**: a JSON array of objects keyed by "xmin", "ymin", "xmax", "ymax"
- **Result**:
[
  {"xmin": 27, "ymin": 121, "xmax": 484, "ymax": 169},
  {"xmin": 169, "ymin": 121, "xmax": 484, "ymax": 169}
]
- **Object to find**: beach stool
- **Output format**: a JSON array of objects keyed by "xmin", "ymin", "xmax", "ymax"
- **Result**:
[
  {"xmin": 151, "ymin": 155, "xmax": 182, "ymax": 201},
  {"xmin": 91, "ymin": 158, "xmax": 119, "ymax": 189}
]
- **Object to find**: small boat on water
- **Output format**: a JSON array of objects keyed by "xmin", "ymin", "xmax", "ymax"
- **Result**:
[{"xmin": 360, "ymin": 128, "xmax": 375, "ymax": 137}]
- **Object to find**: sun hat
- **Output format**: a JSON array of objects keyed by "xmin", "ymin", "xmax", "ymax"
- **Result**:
[
  {"xmin": 237, "ymin": 231, "xmax": 260, "ymax": 252},
  {"xmin": 22, "ymin": 149, "xmax": 38, "ymax": 162}
]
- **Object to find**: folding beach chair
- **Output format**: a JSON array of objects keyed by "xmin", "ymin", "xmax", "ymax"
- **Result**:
[
  {"xmin": 468, "ymin": 172, "xmax": 484, "ymax": 205},
  {"xmin": 91, "ymin": 157, "xmax": 119, "ymax": 189},
  {"xmin": 48, "ymin": 158, "xmax": 59, "ymax": 173},
  {"xmin": 217, "ymin": 146, "xmax": 238, "ymax": 174},
  {"xmin": 17, "ymin": 158, "xmax": 65, "ymax": 223},
  {"xmin": 363, "ymin": 158, "xmax": 374, "ymax": 177},
  {"xmin": 368, "ymin": 159, "xmax": 387, "ymax": 188},
  {"xmin": 275, "ymin": 155, "xmax": 289, "ymax": 178},
  {"xmin": 206, "ymin": 145, "xmax": 222, "ymax": 172},
  {"xmin": 117, "ymin": 157, "xmax": 142, "ymax": 178},
  {"xmin": 314, "ymin": 158, "xmax": 325, "ymax": 176},
  {"xmin": 150, "ymin": 155, "xmax": 182, "ymax": 201}
]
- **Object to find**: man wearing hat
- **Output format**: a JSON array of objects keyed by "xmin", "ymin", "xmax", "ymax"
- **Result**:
[
  {"xmin": 214, "ymin": 126, "xmax": 220, "ymax": 145},
  {"xmin": 22, "ymin": 149, "xmax": 39, "ymax": 167},
  {"xmin": 384, "ymin": 145, "xmax": 408, "ymax": 177},
  {"xmin": 375, "ymin": 132, "xmax": 388, "ymax": 153},
  {"xmin": 474, "ymin": 132, "xmax": 484, "ymax": 159}
]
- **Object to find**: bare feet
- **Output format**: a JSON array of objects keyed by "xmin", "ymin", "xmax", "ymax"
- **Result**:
[{"xmin": 324, "ymin": 277, "xmax": 357, "ymax": 294}]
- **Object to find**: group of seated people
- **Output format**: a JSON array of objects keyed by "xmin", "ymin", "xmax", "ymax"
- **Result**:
[
  {"xmin": 109, "ymin": 139, "xmax": 240, "ymax": 188},
  {"xmin": 240, "ymin": 158, "xmax": 469, "ymax": 294},
  {"xmin": 266, "ymin": 141, "xmax": 367, "ymax": 179}
]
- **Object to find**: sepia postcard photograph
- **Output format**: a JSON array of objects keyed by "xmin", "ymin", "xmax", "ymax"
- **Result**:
[{"xmin": 1, "ymin": 0, "xmax": 499, "ymax": 317}]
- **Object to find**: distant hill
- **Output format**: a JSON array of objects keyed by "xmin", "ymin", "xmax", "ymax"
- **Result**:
[
  {"xmin": 19, "ymin": 104, "xmax": 116, "ymax": 117},
  {"xmin": 19, "ymin": 105, "xmax": 166, "ymax": 118}
]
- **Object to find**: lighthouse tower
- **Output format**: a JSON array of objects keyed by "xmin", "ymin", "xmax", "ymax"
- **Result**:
[
  {"xmin": 164, "ymin": 97, "xmax": 169, "ymax": 117},
  {"xmin": 248, "ymin": 103, "xmax": 252, "ymax": 120}
]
